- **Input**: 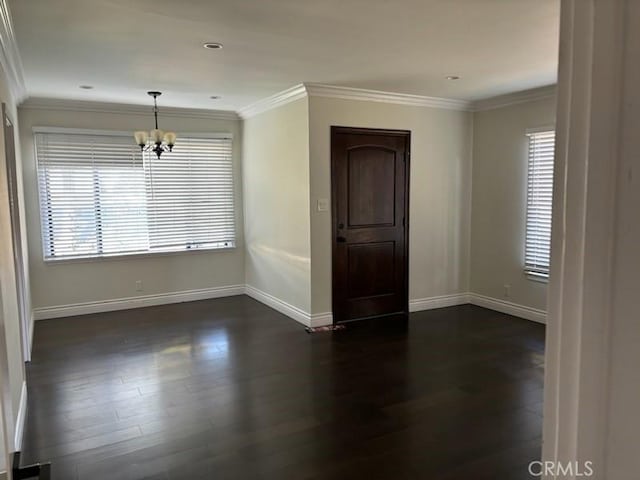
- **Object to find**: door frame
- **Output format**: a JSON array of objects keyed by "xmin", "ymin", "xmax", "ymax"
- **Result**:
[
  {"xmin": 2, "ymin": 104, "xmax": 30, "ymax": 362},
  {"xmin": 330, "ymin": 126, "xmax": 411, "ymax": 323}
]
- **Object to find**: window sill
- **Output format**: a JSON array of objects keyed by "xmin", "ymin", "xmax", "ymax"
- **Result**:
[
  {"xmin": 43, "ymin": 244, "xmax": 237, "ymax": 265},
  {"xmin": 525, "ymin": 271, "xmax": 549, "ymax": 284}
]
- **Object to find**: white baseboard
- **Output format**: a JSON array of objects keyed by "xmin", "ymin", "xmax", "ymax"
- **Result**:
[
  {"xmin": 14, "ymin": 381, "xmax": 26, "ymax": 451},
  {"xmin": 244, "ymin": 285, "xmax": 314, "ymax": 327},
  {"xmin": 409, "ymin": 293, "xmax": 470, "ymax": 312},
  {"xmin": 310, "ymin": 312, "xmax": 333, "ymax": 328},
  {"xmin": 468, "ymin": 293, "xmax": 547, "ymax": 324},
  {"xmin": 32, "ymin": 285, "xmax": 245, "ymax": 321},
  {"xmin": 409, "ymin": 292, "xmax": 546, "ymax": 324},
  {"xmin": 30, "ymin": 286, "xmax": 546, "ymax": 328}
]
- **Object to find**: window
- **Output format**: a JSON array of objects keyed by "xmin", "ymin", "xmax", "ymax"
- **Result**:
[
  {"xmin": 35, "ymin": 129, "xmax": 235, "ymax": 260},
  {"xmin": 525, "ymin": 128, "xmax": 555, "ymax": 279}
]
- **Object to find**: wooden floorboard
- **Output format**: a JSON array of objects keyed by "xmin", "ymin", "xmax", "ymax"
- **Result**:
[{"xmin": 22, "ymin": 295, "xmax": 545, "ymax": 479}]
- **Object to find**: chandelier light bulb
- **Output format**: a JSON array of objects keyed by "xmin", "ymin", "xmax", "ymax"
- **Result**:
[
  {"xmin": 163, "ymin": 131, "xmax": 177, "ymax": 147},
  {"xmin": 134, "ymin": 131, "xmax": 148, "ymax": 147},
  {"xmin": 151, "ymin": 129, "xmax": 164, "ymax": 144}
]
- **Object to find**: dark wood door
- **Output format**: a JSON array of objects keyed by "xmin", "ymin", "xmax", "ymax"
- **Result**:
[{"xmin": 331, "ymin": 126, "xmax": 410, "ymax": 323}]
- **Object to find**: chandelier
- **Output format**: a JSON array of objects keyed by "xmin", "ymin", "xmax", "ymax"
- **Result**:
[{"xmin": 134, "ymin": 91, "xmax": 177, "ymax": 159}]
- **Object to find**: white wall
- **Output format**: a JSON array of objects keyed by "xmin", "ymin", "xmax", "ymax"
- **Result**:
[
  {"xmin": 18, "ymin": 103, "xmax": 245, "ymax": 312},
  {"xmin": 470, "ymin": 96, "xmax": 556, "ymax": 312},
  {"xmin": 242, "ymin": 98, "xmax": 311, "ymax": 314},
  {"xmin": 16, "ymin": 92, "xmax": 557, "ymax": 325},
  {"xmin": 308, "ymin": 96, "xmax": 473, "ymax": 314}
]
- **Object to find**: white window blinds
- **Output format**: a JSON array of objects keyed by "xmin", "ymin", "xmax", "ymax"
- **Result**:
[
  {"xmin": 35, "ymin": 130, "xmax": 235, "ymax": 260},
  {"xmin": 145, "ymin": 137, "xmax": 235, "ymax": 252},
  {"xmin": 525, "ymin": 129, "xmax": 555, "ymax": 278}
]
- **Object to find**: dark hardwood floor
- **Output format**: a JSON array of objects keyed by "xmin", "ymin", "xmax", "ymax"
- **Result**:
[{"xmin": 22, "ymin": 295, "xmax": 545, "ymax": 479}]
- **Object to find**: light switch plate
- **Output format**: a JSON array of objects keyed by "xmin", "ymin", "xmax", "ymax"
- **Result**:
[{"xmin": 317, "ymin": 198, "xmax": 329, "ymax": 212}]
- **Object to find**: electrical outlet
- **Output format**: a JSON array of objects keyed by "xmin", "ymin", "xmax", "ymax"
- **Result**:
[
  {"xmin": 504, "ymin": 284, "xmax": 511, "ymax": 298},
  {"xmin": 135, "ymin": 280, "xmax": 143, "ymax": 292}
]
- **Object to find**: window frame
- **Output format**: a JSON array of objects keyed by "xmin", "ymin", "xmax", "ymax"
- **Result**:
[
  {"xmin": 524, "ymin": 126, "xmax": 556, "ymax": 282},
  {"xmin": 34, "ymin": 127, "xmax": 237, "ymax": 263}
]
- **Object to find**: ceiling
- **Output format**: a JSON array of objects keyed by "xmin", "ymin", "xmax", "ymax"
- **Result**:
[{"xmin": 9, "ymin": 0, "xmax": 560, "ymax": 111}]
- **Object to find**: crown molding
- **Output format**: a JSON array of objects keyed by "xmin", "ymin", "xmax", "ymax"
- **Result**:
[
  {"xmin": 239, "ymin": 83, "xmax": 473, "ymax": 118},
  {"xmin": 0, "ymin": 0, "xmax": 27, "ymax": 104},
  {"xmin": 19, "ymin": 97, "xmax": 240, "ymax": 121},
  {"xmin": 304, "ymin": 83, "xmax": 473, "ymax": 111},
  {"xmin": 472, "ymin": 84, "xmax": 557, "ymax": 112},
  {"xmin": 238, "ymin": 84, "xmax": 307, "ymax": 119},
  {"xmin": 240, "ymin": 83, "xmax": 558, "ymax": 118},
  {"xmin": 20, "ymin": 83, "xmax": 557, "ymax": 123}
]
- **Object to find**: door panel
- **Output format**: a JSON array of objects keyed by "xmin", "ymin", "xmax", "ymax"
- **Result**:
[
  {"xmin": 347, "ymin": 242, "xmax": 396, "ymax": 298},
  {"xmin": 347, "ymin": 147, "xmax": 396, "ymax": 227},
  {"xmin": 332, "ymin": 127, "xmax": 410, "ymax": 323}
]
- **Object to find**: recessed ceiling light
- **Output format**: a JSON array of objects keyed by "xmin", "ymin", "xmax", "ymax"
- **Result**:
[
  {"xmin": 210, "ymin": 95, "xmax": 221, "ymax": 99},
  {"xmin": 445, "ymin": 76, "xmax": 460, "ymax": 80},
  {"xmin": 203, "ymin": 42, "xmax": 223, "ymax": 50},
  {"xmin": 79, "ymin": 85, "xmax": 94, "ymax": 89}
]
